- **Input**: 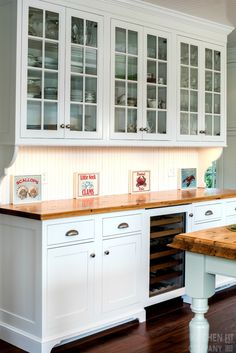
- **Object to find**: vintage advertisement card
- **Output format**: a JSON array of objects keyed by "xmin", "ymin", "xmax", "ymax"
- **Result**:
[
  {"xmin": 129, "ymin": 170, "xmax": 150, "ymax": 193},
  {"xmin": 74, "ymin": 172, "xmax": 99, "ymax": 198},
  {"xmin": 11, "ymin": 174, "xmax": 42, "ymax": 204}
]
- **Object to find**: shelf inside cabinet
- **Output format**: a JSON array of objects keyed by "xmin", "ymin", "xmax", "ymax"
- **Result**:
[
  {"xmin": 150, "ymin": 258, "xmax": 182, "ymax": 272},
  {"xmin": 150, "ymin": 249, "xmax": 179, "ymax": 260},
  {"xmin": 150, "ymin": 227, "xmax": 183, "ymax": 239}
]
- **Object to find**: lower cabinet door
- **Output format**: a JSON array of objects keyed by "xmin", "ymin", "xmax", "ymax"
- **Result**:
[
  {"xmin": 47, "ymin": 242, "xmax": 95, "ymax": 335},
  {"xmin": 102, "ymin": 234, "xmax": 141, "ymax": 312}
]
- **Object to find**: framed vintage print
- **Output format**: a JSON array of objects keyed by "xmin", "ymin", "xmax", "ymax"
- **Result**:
[
  {"xmin": 74, "ymin": 172, "xmax": 99, "ymax": 198},
  {"xmin": 11, "ymin": 174, "xmax": 42, "ymax": 204},
  {"xmin": 129, "ymin": 170, "xmax": 150, "ymax": 193},
  {"xmin": 179, "ymin": 168, "xmax": 197, "ymax": 189}
]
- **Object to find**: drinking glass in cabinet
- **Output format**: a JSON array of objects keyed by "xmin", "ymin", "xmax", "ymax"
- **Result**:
[
  {"xmin": 190, "ymin": 113, "xmax": 198, "ymax": 135},
  {"xmin": 214, "ymin": 72, "xmax": 221, "ymax": 93},
  {"xmin": 205, "ymin": 115, "xmax": 212, "ymax": 135},
  {"xmin": 27, "ymin": 70, "xmax": 42, "ymax": 98},
  {"xmin": 115, "ymin": 28, "xmax": 126, "ymax": 53},
  {"xmin": 190, "ymin": 91, "xmax": 197, "ymax": 112},
  {"xmin": 147, "ymin": 111, "xmax": 156, "ymax": 133},
  {"xmin": 180, "ymin": 90, "xmax": 189, "ymax": 111},
  {"xmin": 147, "ymin": 60, "xmax": 156, "ymax": 83},
  {"xmin": 85, "ymin": 106, "xmax": 97, "ymax": 131},
  {"xmin": 71, "ymin": 47, "xmax": 83, "ymax": 73},
  {"xmin": 27, "ymin": 101, "xmax": 41, "ymax": 129},
  {"xmin": 45, "ymin": 11, "xmax": 59, "ymax": 40},
  {"xmin": 28, "ymin": 40, "xmax": 42, "ymax": 67},
  {"xmin": 28, "ymin": 7, "xmax": 43, "ymax": 37},
  {"xmin": 128, "ymin": 57, "xmax": 137, "ymax": 81},
  {"xmin": 214, "ymin": 116, "xmax": 221, "ymax": 136},
  {"xmin": 85, "ymin": 77, "xmax": 97, "ymax": 103},
  {"xmin": 214, "ymin": 51, "xmax": 221, "ymax": 71},
  {"xmin": 128, "ymin": 83, "xmax": 137, "ymax": 107},
  {"xmin": 158, "ymin": 37, "xmax": 167, "ymax": 61},
  {"xmin": 147, "ymin": 35, "xmax": 156, "ymax": 59},
  {"xmin": 128, "ymin": 30, "xmax": 138, "ymax": 55},
  {"xmin": 205, "ymin": 49, "xmax": 213, "ymax": 69},
  {"xmin": 158, "ymin": 62, "xmax": 167, "ymax": 85},
  {"xmin": 70, "ymin": 104, "xmax": 83, "ymax": 131},
  {"xmin": 147, "ymin": 85, "xmax": 156, "ymax": 108},
  {"xmin": 44, "ymin": 102, "xmax": 57, "ymax": 130},
  {"xmin": 115, "ymin": 55, "xmax": 126, "ymax": 80},
  {"xmin": 115, "ymin": 81, "xmax": 126, "ymax": 105},
  {"xmin": 181, "ymin": 66, "xmax": 189, "ymax": 88},
  {"xmin": 45, "ymin": 42, "xmax": 58, "ymax": 70},
  {"xmin": 214, "ymin": 94, "xmax": 220, "ymax": 114},
  {"xmin": 127, "ymin": 109, "xmax": 137, "ymax": 132},
  {"xmin": 181, "ymin": 43, "xmax": 189, "ymax": 65},
  {"xmin": 115, "ymin": 108, "xmax": 125, "ymax": 132},
  {"xmin": 86, "ymin": 20, "xmax": 97, "ymax": 47},
  {"xmin": 190, "ymin": 68, "xmax": 198, "ymax": 90},
  {"xmin": 190, "ymin": 45, "xmax": 198, "ymax": 67},
  {"xmin": 205, "ymin": 71, "xmax": 213, "ymax": 91},
  {"xmin": 85, "ymin": 48, "xmax": 97, "ymax": 75},
  {"xmin": 158, "ymin": 111, "xmax": 167, "ymax": 134},
  {"xmin": 71, "ymin": 75, "xmax": 83, "ymax": 102},
  {"xmin": 205, "ymin": 93, "xmax": 212, "ymax": 113},
  {"xmin": 180, "ymin": 113, "xmax": 189, "ymax": 135},
  {"xmin": 44, "ymin": 72, "xmax": 58, "ymax": 100},
  {"xmin": 71, "ymin": 17, "xmax": 84, "ymax": 45},
  {"xmin": 158, "ymin": 87, "xmax": 167, "ymax": 109}
]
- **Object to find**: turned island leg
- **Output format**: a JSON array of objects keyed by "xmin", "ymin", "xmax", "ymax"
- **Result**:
[{"xmin": 189, "ymin": 298, "xmax": 209, "ymax": 353}]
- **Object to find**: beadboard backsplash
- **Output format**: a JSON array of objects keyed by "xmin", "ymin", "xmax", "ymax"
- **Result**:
[{"xmin": 0, "ymin": 146, "xmax": 222, "ymax": 204}]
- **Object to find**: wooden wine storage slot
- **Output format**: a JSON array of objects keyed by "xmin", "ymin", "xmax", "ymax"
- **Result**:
[
  {"xmin": 150, "ymin": 259, "xmax": 182, "ymax": 272},
  {"xmin": 149, "ymin": 285, "xmax": 180, "ymax": 297},
  {"xmin": 150, "ymin": 271, "xmax": 182, "ymax": 284},
  {"xmin": 150, "ymin": 227, "xmax": 183, "ymax": 239},
  {"xmin": 150, "ymin": 216, "xmax": 183, "ymax": 227},
  {"xmin": 150, "ymin": 249, "xmax": 179, "ymax": 260}
]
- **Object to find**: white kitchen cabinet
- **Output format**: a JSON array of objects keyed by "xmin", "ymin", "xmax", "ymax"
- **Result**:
[{"xmin": 177, "ymin": 36, "xmax": 226, "ymax": 143}]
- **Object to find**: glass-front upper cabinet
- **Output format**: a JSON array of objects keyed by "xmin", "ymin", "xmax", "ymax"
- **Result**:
[
  {"xmin": 21, "ymin": 1, "xmax": 65, "ymax": 138},
  {"xmin": 65, "ymin": 10, "xmax": 103, "ymax": 139}
]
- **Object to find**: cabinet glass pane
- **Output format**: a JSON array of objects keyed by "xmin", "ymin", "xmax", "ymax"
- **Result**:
[
  {"xmin": 205, "ymin": 93, "xmax": 212, "ymax": 113},
  {"xmin": 127, "ymin": 109, "xmax": 137, "ymax": 132},
  {"xmin": 158, "ymin": 62, "xmax": 167, "ymax": 85},
  {"xmin": 158, "ymin": 87, "xmax": 167, "ymax": 109},
  {"xmin": 214, "ymin": 51, "xmax": 221, "ymax": 71},
  {"xmin": 158, "ymin": 111, "xmax": 167, "ymax": 134},
  {"xmin": 86, "ymin": 20, "xmax": 97, "ymax": 47},
  {"xmin": 85, "ymin": 77, "xmax": 97, "ymax": 103},
  {"xmin": 147, "ymin": 35, "xmax": 156, "ymax": 59},
  {"xmin": 44, "ymin": 72, "xmax": 58, "ymax": 100},
  {"xmin": 28, "ymin": 7, "xmax": 43, "ymax": 37},
  {"xmin": 45, "ymin": 11, "xmax": 59, "ymax": 40},
  {"xmin": 115, "ymin": 27, "xmax": 126, "ymax": 53},
  {"xmin": 214, "ymin": 72, "xmax": 221, "ymax": 93},
  {"xmin": 71, "ymin": 75, "xmax": 83, "ymax": 102},
  {"xmin": 147, "ymin": 60, "xmax": 156, "ymax": 83},
  {"xmin": 27, "ymin": 101, "xmax": 41, "ymax": 129},
  {"xmin": 180, "ymin": 113, "xmax": 189, "ymax": 134},
  {"xmin": 158, "ymin": 37, "xmax": 167, "ymax": 61},
  {"xmin": 214, "ymin": 116, "xmax": 220, "ymax": 136},
  {"xmin": 180, "ymin": 90, "xmax": 189, "ymax": 111},
  {"xmin": 45, "ymin": 42, "xmax": 58, "ymax": 70},
  {"xmin": 147, "ymin": 111, "xmax": 156, "ymax": 133},
  {"xmin": 115, "ymin": 54, "xmax": 126, "ymax": 79},
  {"xmin": 115, "ymin": 81, "xmax": 126, "ymax": 105},
  {"xmin": 190, "ymin": 68, "xmax": 198, "ymax": 90},
  {"xmin": 70, "ymin": 104, "xmax": 83, "ymax": 131},
  {"xmin": 214, "ymin": 94, "xmax": 220, "ymax": 114},
  {"xmin": 85, "ymin": 48, "xmax": 97, "ymax": 75},
  {"xmin": 205, "ymin": 49, "xmax": 213, "ymax": 69},
  {"xmin": 190, "ymin": 113, "xmax": 197, "ymax": 135},
  {"xmin": 190, "ymin": 45, "xmax": 198, "ymax": 67},
  {"xmin": 181, "ymin": 43, "xmax": 189, "ymax": 65},
  {"xmin": 27, "ymin": 70, "xmax": 42, "ymax": 98},
  {"xmin": 44, "ymin": 102, "xmax": 57, "ymax": 130},
  {"xmin": 85, "ymin": 105, "xmax": 96, "ymax": 131},
  {"xmin": 71, "ymin": 17, "xmax": 84, "ymax": 45},
  {"xmin": 205, "ymin": 71, "xmax": 213, "ymax": 91},
  {"xmin": 128, "ymin": 30, "xmax": 138, "ymax": 55},
  {"xmin": 71, "ymin": 46, "xmax": 83, "ymax": 73},
  {"xmin": 128, "ymin": 83, "xmax": 137, "ymax": 107},
  {"xmin": 115, "ymin": 108, "xmax": 125, "ymax": 132},
  {"xmin": 205, "ymin": 115, "xmax": 212, "ymax": 135},
  {"xmin": 190, "ymin": 91, "xmax": 197, "ymax": 112},
  {"xmin": 28, "ymin": 40, "xmax": 42, "ymax": 68},
  {"xmin": 128, "ymin": 57, "xmax": 137, "ymax": 81},
  {"xmin": 181, "ymin": 66, "xmax": 189, "ymax": 88},
  {"xmin": 147, "ymin": 86, "xmax": 156, "ymax": 107}
]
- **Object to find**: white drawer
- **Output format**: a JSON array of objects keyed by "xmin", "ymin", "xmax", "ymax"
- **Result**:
[
  {"xmin": 102, "ymin": 213, "xmax": 142, "ymax": 237},
  {"xmin": 47, "ymin": 219, "xmax": 95, "ymax": 245},
  {"xmin": 193, "ymin": 202, "xmax": 223, "ymax": 224},
  {"xmin": 225, "ymin": 200, "xmax": 236, "ymax": 217}
]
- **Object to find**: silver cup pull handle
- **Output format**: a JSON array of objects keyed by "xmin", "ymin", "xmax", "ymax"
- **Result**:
[
  {"xmin": 118, "ymin": 222, "xmax": 129, "ymax": 229},
  {"xmin": 205, "ymin": 210, "xmax": 213, "ymax": 216},
  {"xmin": 65, "ymin": 229, "xmax": 79, "ymax": 237}
]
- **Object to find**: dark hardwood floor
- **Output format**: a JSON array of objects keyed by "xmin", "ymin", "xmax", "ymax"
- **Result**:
[{"xmin": 1, "ymin": 286, "xmax": 236, "ymax": 353}]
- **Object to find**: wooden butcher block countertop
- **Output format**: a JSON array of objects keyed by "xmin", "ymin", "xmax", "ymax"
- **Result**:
[
  {"xmin": 169, "ymin": 225, "xmax": 236, "ymax": 260},
  {"xmin": 0, "ymin": 188, "xmax": 236, "ymax": 221}
]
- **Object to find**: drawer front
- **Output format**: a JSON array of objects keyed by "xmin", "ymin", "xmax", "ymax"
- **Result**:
[
  {"xmin": 225, "ymin": 200, "xmax": 236, "ymax": 217},
  {"xmin": 47, "ymin": 219, "xmax": 95, "ymax": 245},
  {"xmin": 193, "ymin": 202, "xmax": 223, "ymax": 223},
  {"xmin": 103, "ymin": 214, "xmax": 142, "ymax": 237}
]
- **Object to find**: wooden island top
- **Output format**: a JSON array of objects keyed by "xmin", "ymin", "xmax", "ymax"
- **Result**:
[{"xmin": 0, "ymin": 188, "xmax": 236, "ymax": 220}]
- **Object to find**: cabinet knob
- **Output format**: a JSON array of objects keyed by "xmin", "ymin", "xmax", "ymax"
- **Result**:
[
  {"xmin": 118, "ymin": 222, "xmax": 129, "ymax": 229},
  {"xmin": 65, "ymin": 229, "xmax": 79, "ymax": 237},
  {"xmin": 139, "ymin": 127, "xmax": 144, "ymax": 132},
  {"xmin": 90, "ymin": 253, "xmax": 96, "ymax": 258},
  {"xmin": 143, "ymin": 127, "xmax": 148, "ymax": 132},
  {"xmin": 189, "ymin": 213, "xmax": 193, "ymax": 217},
  {"xmin": 104, "ymin": 250, "xmax": 110, "ymax": 255},
  {"xmin": 60, "ymin": 124, "xmax": 65, "ymax": 128},
  {"xmin": 205, "ymin": 210, "xmax": 213, "ymax": 216},
  {"xmin": 66, "ymin": 124, "xmax": 71, "ymax": 129},
  {"xmin": 199, "ymin": 130, "xmax": 206, "ymax": 134}
]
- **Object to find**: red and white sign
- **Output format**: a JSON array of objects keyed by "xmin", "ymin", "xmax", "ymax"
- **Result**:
[
  {"xmin": 74, "ymin": 172, "xmax": 99, "ymax": 198},
  {"xmin": 129, "ymin": 170, "xmax": 150, "ymax": 193}
]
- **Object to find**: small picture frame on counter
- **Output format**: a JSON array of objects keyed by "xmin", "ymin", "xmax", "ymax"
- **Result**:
[
  {"xmin": 11, "ymin": 174, "xmax": 42, "ymax": 204},
  {"xmin": 179, "ymin": 168, "xmax": 197, "ymax": 190},
  {"xmin": 129, "ymin": 170, "xmax": 150, "ymax": 193},
  {"xmin": 74, "ymin": 172, "xmax": 99, "ymax": 198}
]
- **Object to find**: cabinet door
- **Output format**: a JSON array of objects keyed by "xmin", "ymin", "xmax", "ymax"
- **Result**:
[
  {"xmin": 47, "ymin": 242, "xmax": 95, "ymax": 336},
  {"xmin": 21, "ymin": 0, "xmax": 65, "ymax": 138},
  {"xmin": 110, "ymin": 20, "xmax": 143, "ymax": 140},
  {"xmin": 64, "ymin": 10, "xmax": 103, "ymax": 139},
  {"xmin": 102, "ymin": 234, "xmax": 141, "ymax": 312},
  {"xmin": 144, "ymin": 29, "xmax": 171, "ymax": 140}
]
